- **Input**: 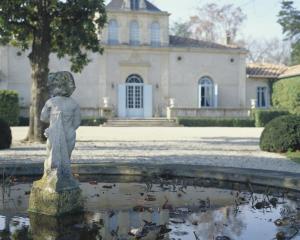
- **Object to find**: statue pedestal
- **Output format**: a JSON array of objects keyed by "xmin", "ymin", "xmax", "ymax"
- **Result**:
[{"xmin": 28, "ymin": 171, "xmax": 83, "ymax": 216}]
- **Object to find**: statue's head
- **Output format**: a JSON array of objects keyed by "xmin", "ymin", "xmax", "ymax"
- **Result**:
[{"xmin": 48, "ymin": 71, "xmax": 76, "ymax": 97}]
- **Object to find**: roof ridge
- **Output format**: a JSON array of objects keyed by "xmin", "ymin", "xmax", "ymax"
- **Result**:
[{"xmin": 169, "ymin": 35, "xmax": 244, "ymax": 50}]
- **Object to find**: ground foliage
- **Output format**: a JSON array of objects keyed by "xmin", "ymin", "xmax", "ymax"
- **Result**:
[
  {"xmin": 260, "ymin": 115, "xmax": 300, "ymax": 153},
  {"xmin": 0, "ymin": 118, "xmax": 12, "ymax": 150},
  {"xmin": 177, "ymin": 117, "xmax": 255, "ymax": 127},
  {"xmin": 0, "ymin": 90, "xmax": 19, "ymax": 126},
  {"xmin": 272, "ymin": 76, "xmax": 300, "ymax": 115},
  {"xmin": 252, "ymin": 109, "xmax": 290, "ymax": 127}
]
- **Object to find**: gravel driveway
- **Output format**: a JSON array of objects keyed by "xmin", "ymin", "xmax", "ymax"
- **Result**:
[{"xmin": 1, "ymin": 127, "xmax": 300, "ymax": 174}]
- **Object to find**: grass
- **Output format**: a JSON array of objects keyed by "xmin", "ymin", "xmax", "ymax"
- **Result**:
[{"xmin": 285, "ymin": 151, "xmax": 300, "ymax": 164}]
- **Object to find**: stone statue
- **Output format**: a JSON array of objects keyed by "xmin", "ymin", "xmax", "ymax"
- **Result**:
[
  {"xmin": 41, "ymin": 71, "xmax": 81, "ymax": 178},
  {"xmin": 29, "ymin": 71, "xmax": 83, "ymax": 216}
]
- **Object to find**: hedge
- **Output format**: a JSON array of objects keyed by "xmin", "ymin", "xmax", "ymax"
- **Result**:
[
  {"xmin": 0, "ymin": 118, "xmax": 12, "ymax": 150},
  {"xmin": 260, "ymin": 115, "xmax": 300, "ymax": 153},
  {"xmin": 176, "ymin": 117, "xmax": 255, "ymax": 127},
  {"xmin": 80, "ymin": 117, "xmax": 107, "ymax": 126},
  {"xmin": 0, "ymin": 90, "xmax": 19, "ymax": 126},
  {"xmin": 272, "ymin": 76, "xmax": 300, "ymax": 114},
  {"xmin": 252, "ymin": 109, "xmax": 290, "ymax": 127},
  {"xmin": 17, "ymin": 117, "xmax": 107, "ymax": 126}
]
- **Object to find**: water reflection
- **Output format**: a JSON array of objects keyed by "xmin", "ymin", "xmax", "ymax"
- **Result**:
[{"xmin": 0, "ymin": 178, "xmax": 299, "ymax": 240}]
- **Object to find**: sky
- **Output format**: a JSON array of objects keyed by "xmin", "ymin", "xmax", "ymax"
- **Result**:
[{"xmin": 105, "ymin": 0, "xmax": 300, "ymax": 41}]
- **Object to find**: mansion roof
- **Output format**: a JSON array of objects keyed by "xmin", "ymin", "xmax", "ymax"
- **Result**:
[
  {"xmin": 107, "ymin": 0, "xmax": 162, "ymax": 12},
  {"xmin": 246, "ymin": 63, "xmax": 288, "ymax": 79},
  {"xmin": 169, "ymin": 36, "xmax": 243, "ymax": 51},
  {"xmin": 279, "ymin": 64, "xmax": 300, "ymax": 79},
  {"xmin": 247, "ymin": 63, "xmax": 300, "ymax": 79}
]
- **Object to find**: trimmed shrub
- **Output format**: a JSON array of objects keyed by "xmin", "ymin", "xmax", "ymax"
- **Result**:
[
  {"xmin": 0, "ymin": 119, "xmax": 12, "ymax": 150},
  {"xmin": 176, "ymin": 117, "xmax": 255, "ymax": 127},
  {"xmin": 272, "ymin": 76, "xmax": 300, "ymax": 114},
  {"xmin": 19, "ymin": 117, "xmax": 29, "ymax": 126},
  {"xmin": 81, "ymin": 117, "xmax": 107, "ymax": 126},
  {"xmin": 260, "ymin": 115, "xmax": 300, "ymax": 153},
  {"xmin": 0, "ymin": 90, "xmax": 19, "ymax": 126},
  {"xmin": 252, "ymin": 109, "xmax": 290, "ymax": 127}
]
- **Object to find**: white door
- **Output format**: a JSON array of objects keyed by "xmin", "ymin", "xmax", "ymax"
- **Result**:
[{"xmin": 126, "ymin": 83, "xmax": 144, "ymax": 118}]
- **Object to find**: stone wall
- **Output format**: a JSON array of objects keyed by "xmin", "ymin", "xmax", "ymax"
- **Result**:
[{"xmin": 167, "ymin": 107, "xmax": 251, "ymax": 119}]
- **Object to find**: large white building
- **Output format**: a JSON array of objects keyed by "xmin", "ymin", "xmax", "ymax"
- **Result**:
[{"xmin": 0, "ymin": 0, "xmax": 274, "ymax": 119}]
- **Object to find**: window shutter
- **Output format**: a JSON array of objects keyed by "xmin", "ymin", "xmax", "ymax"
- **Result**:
[
  {"xmin": 214, "ymin": 84, "xmax": 218, "ymax": 107},
  {"xmin": 198, "ymin": 84, "xmax": 202, "ymax": 108},
  {"xmin": 143, "ymin": 85, "xmax": 153, "ymax": 118},
  {"xmin": 118, "ymin": 84, "xmax": 126, "ymax": 118}
]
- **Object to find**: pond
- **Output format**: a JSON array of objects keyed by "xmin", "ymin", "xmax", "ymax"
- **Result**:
[{"xmin": 0, "ymin": 175, "xmax": 299, "ymax": 240}]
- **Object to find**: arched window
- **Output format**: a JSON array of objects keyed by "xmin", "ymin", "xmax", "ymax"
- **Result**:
[
  {"xmin": 130, "ymin": 20, "xmax": 140, "ymax": 46},
  {"xmin": 126, "ymin": 74, "xmax": 144, "ymax": 84},
  {"xmin": 198, "ymin": 77, "xmax": 215, "ymax": 107},
  {"xmin": 150, "ymin": 22, "xmax": 160, "ymax": 47},
  {"xmin": 108, "ymin": 19, "xmax": 119, "ymax": 45},
  {"xmin": 126, "ymin": 74, "xmax": 144, "ymax": 110}
]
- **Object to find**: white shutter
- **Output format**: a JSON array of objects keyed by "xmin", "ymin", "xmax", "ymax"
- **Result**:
[
  {"xmin": 198, "ymin": 84, "xmax": 202, "ymax": 108},
  {"xmin": 214, "ymin": 84, "xmax": 218, "ymax": 108},
  {"xmin": 118, "ymin": 84, "xmax": 126, "ymax": 118},
  {"xmin": 143, "ymin": 84, "xmax": 153, "ymax": 118}
]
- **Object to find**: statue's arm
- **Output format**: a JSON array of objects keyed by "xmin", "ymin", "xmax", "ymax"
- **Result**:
[
  {"xmin": 40, "ymin": 101, "xmax": 51, "ymax": 123},
  {"xmin": 73, "ymin": 104, "xmax": 81, "ymax": 130}
]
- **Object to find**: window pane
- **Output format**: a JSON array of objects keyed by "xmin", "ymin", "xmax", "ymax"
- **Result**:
[
  {"xmin": 108, "ymin": 20, "xmax": 118, "ymax": 44},
  {"xmin": 130, "ymin": 21, "xmax": 139, "ymax": 46},
  {"xmin": 151, "ymin": 22, "xmax": 160, "ymax": 47},
  {"xmin": 199, "ymin": 77, "xmax": 214, "ymax": 107}
]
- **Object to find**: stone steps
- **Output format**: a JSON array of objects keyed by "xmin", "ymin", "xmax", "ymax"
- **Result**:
[{"xmin": 103, "ymin": 118, "xmax": 180, "ymax": 127}]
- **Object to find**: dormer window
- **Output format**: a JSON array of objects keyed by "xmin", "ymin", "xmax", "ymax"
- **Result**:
[
  {"xmin": 130, "ymin": 0, "xmax": 139, "ymax": 10},
  {"xmin": 130, "ymin": 20, "xmax": 140, "ymax": 46},
  {"xmin": 108, "ymin": 19, "xmax": 119, "ymax": 45},
  {"xmin": 151, "ymin": 22, "xmax": 160, "ymax": 47}
]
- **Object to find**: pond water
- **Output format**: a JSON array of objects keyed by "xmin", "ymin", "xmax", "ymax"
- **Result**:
[{"xmin": 0, "ymin": 176, "xmax": 299, "ymax": 240}]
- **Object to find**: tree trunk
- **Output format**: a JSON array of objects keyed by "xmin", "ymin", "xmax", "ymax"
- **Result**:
[{"xmin": 26, "ymin": 1, "xmax": 51, "ymax": 142}]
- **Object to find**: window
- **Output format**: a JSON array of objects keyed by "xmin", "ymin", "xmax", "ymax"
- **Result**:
[
  {"xmin": 151, "ymin": 22, "xmax": 160, "ymax": 47},
  {"xmin": 199, "ymin": 77, "xmax": 214, "ymax": 107},
  {"xmin": 130, "ymin": 20, "xmax": 140, "ymax": 46},
  {"xmin": 130, "ymin": 0, "xmax": 139, "ymax": 10},
  {"xmin": 108, "ymin": 20, "xmax": 119, "ymax": 45},
  {"xmin": 126, "ymin": 74, "xmax": 143, "ymax": 84},
  {"xmin": 257, "ymin": 86, "xmax": 268, "ymax": 108}
]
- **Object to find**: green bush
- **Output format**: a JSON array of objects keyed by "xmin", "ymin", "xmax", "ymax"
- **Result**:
[
  {"xmin": 0, "ymin": 119, "xmax": 12, "ymax": 150},
  {"xmin": 252, "ymin": 109, "xmax": 290, "ymax": 127},
  {"xmin": 81, "ymin": 117, "xmax": 107, "ymax": 126},
  {"xmin": 19, "ymin": 117, "xmax": 29, "ymax": 126},
  {"xmin": 272, "ymin": 76, "xmax": 300, "ymax": 114},
  {"xmin": 177, "ymin": 117, "xmax": 255, "ymax": 127},
  {"xmin": 260, "ymin": 115, "xmax": 300, "ymax": 153},
  {"xmin": 0, "ymin": 90, "xmax": 19, "ymax": 126}
]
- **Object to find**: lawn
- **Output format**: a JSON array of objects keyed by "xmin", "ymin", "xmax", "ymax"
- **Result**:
[{"xmin": 285, "ymin": 151, "xmax": 300, "ymax": 164}]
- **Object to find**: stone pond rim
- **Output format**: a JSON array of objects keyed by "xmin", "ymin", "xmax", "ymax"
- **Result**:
[{"xmin": 1, "ymin": 162, "xmax": 299, "ymax": 192}]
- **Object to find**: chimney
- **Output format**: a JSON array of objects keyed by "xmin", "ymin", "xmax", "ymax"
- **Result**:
[{"xmin": 226, "ymin": 31, "xmax": 231, "ymax": 45}]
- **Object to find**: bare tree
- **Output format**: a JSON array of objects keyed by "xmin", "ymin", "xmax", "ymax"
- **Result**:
[
  {"xmin": 188, "ymin": 3, "xmax": 247, "ymax": 44},
  {"xmin": 246, "ymin": 37, "xmax": 291, "ymax": 65}
]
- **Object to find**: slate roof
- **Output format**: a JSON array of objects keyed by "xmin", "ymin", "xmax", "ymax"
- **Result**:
[
  {"xmin": 169, "ymin": 35, "xmax": 244, "ymax": 51},
  {"xmin": 246, "ymin": 63, "xmax": 288, "ymax": 79},
  {"xmin": 106, "ymin": 0, "xmax": 162, "ymax": 12}
]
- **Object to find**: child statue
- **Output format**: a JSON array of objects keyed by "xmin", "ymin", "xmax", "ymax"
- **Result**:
[
  {"xmin": 41, "ymin": 71, "xmax": 81, "ymax": 178},
  {"xmin": 29, "ymin": 71, "xmax": 83, "ymax": 216}
]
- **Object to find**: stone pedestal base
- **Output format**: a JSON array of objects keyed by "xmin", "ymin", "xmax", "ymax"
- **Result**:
[{"xmin": 28, "ymin": 173, "xmax": 83, "ymax": 216}]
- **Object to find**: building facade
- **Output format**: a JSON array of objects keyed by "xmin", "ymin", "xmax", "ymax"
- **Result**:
[{"xmin": 0, "ymin": 0, "xmax": 272, "ymax": 119}]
